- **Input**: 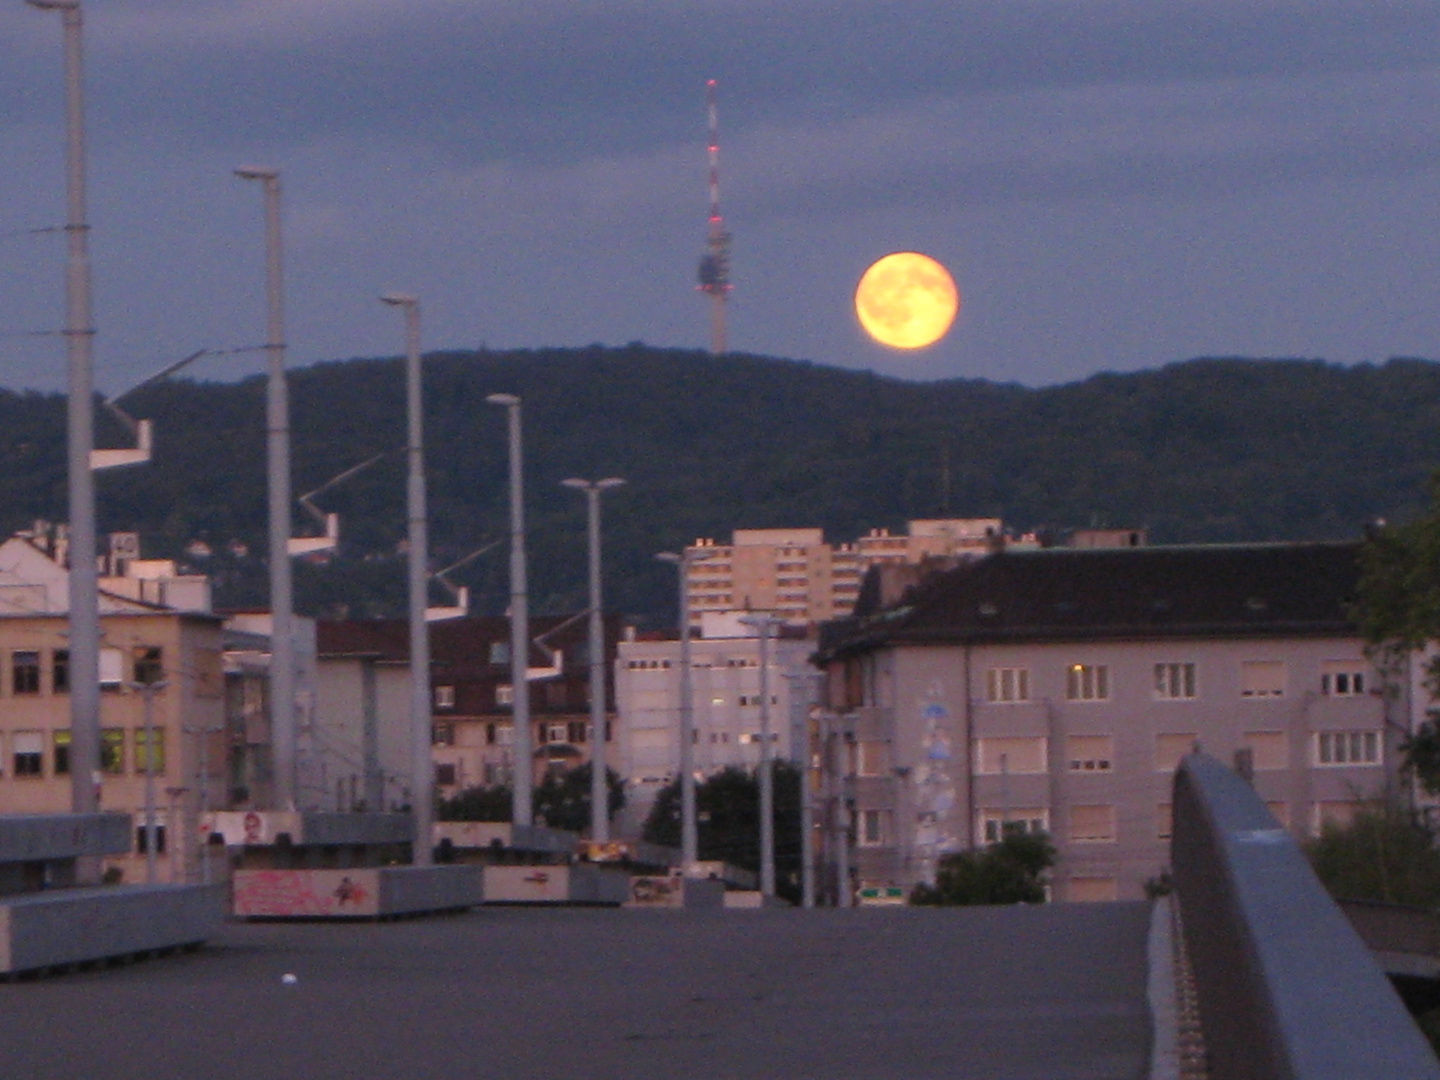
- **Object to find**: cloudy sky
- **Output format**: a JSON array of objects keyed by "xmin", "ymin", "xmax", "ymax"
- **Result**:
[{"xmin": 1, "ymin": 1, "xmax": 1438, "ymax": 393}]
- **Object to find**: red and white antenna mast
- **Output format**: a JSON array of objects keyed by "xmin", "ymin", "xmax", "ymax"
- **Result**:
[{"xmin": 697, "ymin": 78, "xmax": 732, "ymax": 355}]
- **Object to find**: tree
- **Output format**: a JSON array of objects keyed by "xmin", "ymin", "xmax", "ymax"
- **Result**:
[
  {"xmin": 437, "ymin": 783, "xmax": 512, "ymax": 822},
  {"xmin": 435, "ymin": 764, "xmax": 626, "ymax": 833},
  {"xmin": 642, "ymin": 762, "xmax": 804, "ymax": 903},
  {"xmin": 1307, "ymin": 801, "xmax": 1440, "ymax": 908},
  {"xmin": 533, "ymin": 763, "xmax": 626, "ymax": 835},
  {"xmin": 909, "ymin": 828, "xmax": 1056, "ymax": 906},
  {"xmin": 1356, "ymin": 470, "xmax": 1440, "ymax": 794}
]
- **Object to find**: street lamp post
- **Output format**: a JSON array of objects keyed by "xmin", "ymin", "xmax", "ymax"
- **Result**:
[
  {"xmin": 234, "ymin": 164, "xmax": 296, "ymax": 810},
  {"xmin": 382, "ymin": 293, "xmax": 433, "ymax": 866},
  {"xmin": 655, "ymin": 550, "xmax": 699, "ymax": 870},
  {"xmin": 562, "ymin": 477, "xmax": 625, "ymax": 844},
  {"xmin": 487, "ymin": 394, "xmax": 531, "ymax": 827},
  {"xmin": 27, "ymin": 0, "xmax": 100, "ymax": 825},
  {"xmin": 740, "ymin": 611, "xmax": 782, "ymax": 898},
  {"xmin": 136, "ymin": 678, "xmax": 167, "ymax": 884}
]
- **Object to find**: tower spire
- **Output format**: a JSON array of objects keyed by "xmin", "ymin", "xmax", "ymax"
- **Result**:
[{"xmin": 697, "ymin": 78, "xmax": 732, "ymax": 355}]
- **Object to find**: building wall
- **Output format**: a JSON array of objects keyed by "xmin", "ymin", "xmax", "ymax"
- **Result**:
[
  {"xmin": 614, "ymin": 631, "xmax": 817, "ymax": 836},
  {"xmin": 0, "ymin": 612, "xmax": 227, "ymax": 884},
  {"xmin": 312, "ymin": 657, "xmax": 413, "ymax": 812},
  {"xmin": 828, "ymin": 633, "xmax": 1394, "ymax": 902}
]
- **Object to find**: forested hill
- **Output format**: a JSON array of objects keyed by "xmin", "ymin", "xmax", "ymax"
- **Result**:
[{"xmin": 1, "ymin": 346, "xmax": 1438, "ymax": 625}]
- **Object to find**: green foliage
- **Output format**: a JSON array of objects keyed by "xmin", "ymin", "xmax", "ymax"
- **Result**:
[
  {"xmin": 534, "ymin": 764, "xmax": 626, "ymax": 835},
  {"xmin": 437, "ymin": 783, "xmax": 513, "ymax": 823},
  {"xmin": 1357, "ymin": 470, "xmax": 1440, "ymax": 794},
  {"xmin": 436, "ymin": 765, "xmax": 626, "ymax": 833},
  {"xmin": 909, "ymin": 829, "xmax": 1056, "ymax": 906},
  {"xmin": 1306, "ymin": 801, "xmax": 1440, "ymax": 908},
  {"xmin": 7, "ymin": 350, "xmax": 1440, "ymax": 625},
  {"xmin": 642, "ymin": 762, "xmax": 804, "ymax": 903}
]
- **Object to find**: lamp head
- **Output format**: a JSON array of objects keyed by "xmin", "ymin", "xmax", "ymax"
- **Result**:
[
  {"xmin": 654, "ymin": 552, "xmax": 682, "ymax": 566},
  {"xmin": 561, "ymin": 478, "xmax": 589, "ymax": 491},
  {"xmin": 380, "ymin": 292, "xmax": 418, "ymax": 307},
  {"xmin": 26, "ymin": 1, "xmax": 81, "ymax": 10},
  {"xmin": 597, "ymin": 477, "xmax": 627, "ymax": 492},
  {"xmin": 234, "ymin": 165, "xmax": 279, "ymax": 181},
  {"xmin": 486, "ymin": 393, "xmax": 520, "ymax": 407}
]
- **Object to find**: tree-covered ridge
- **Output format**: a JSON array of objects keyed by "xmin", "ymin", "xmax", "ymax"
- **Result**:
[{"xmin": 2, "ymin": 347, "xmax": 1439, "ymax": 624}]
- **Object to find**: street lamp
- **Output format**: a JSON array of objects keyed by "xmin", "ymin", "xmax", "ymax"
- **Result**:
[
  {"xmin": 739, "ymin": 611, "xmax": 782, "ymax": 898},
  {"xmin": 561, "ymin": 476, "xmax": 626, "ymax": 843},
  {"xmin": 655, "ymin": 549, "xmax": 700, "ymax": 870},
  {"xmin": 487, "ymin": 393, "xmax": 532, "ymax": 827},
  {"xmin": 381, "ymin": 293, "xmax": 432, "ymax": 866},
  {"xmin": 234, "ymin": 164, "xmax": 296, "ymax": 810},
  {"xmin": 27, "ymin": 0, "xmax": 100, "ymax": 825}
]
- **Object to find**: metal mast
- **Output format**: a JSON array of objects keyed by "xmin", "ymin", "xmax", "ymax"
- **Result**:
[{"xmin": 696, "ymin": 78, "xmax": 731, "ymax": 355}]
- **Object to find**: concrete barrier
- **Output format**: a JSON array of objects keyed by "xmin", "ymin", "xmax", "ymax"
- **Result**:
[
  {"xmin": 232, "ymin": 865, "xmax": 483, "ymax": 919},
  {"xmin": 483, "ymin": 863, "xmax": 629, "ymax": 905},
  {"xmin": 0, "ymin": 883, "xmax": 225, "ymax": 975},
  {"xmin": 626, "ymin": 874, "xmax": 726, "ymax": 909},
  {"xmin": 1171, "ymin": 751, "xmax": 1440, "ymax": 1080}
]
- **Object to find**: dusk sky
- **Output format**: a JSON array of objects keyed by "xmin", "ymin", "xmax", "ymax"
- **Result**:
[{"xmin": 2, "ymin": 1, "xmax": 1438, "ymax": 394}]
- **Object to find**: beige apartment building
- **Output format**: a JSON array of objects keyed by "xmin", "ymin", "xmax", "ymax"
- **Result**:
[
  {"xmin": 685, "ymin": 519, "xmax": 1005, "ymax": 628},
  {"xmin": 814, "ymin": 541, "xmax": 1400, "ymax": 904}
]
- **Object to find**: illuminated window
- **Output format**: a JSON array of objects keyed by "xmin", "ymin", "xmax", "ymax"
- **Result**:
[
  {"xmin": 101, "ymin": 729, "xmax": 126, "ymax": 775},
  {"xmin": 52, "ymin": 729, "xmax": 70, "ymax": 776},
  {"xmin": 1066, "ymin": 664, "xmax": 1109, "ymax": 701},
  {"xmin": 434, "ymin": 685, "xmax": 456, "ymax": 709},
  {"xmin": 495, "ymin": 684, "xmax": 513, "ymax": 707},
  {"xmin": 133, "ymin": 728, "xmax": 166, "ymax": 773}
]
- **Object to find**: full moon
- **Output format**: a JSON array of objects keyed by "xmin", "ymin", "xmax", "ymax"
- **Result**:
[{"xmin": 854, "ymin": 252, "xmax": 960, "ymax": 349}]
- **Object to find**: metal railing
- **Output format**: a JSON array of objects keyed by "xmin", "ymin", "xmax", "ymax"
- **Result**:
[{"xmin": 1170, "ymin": 751, "xmax": 1440, "ymax": 1080}]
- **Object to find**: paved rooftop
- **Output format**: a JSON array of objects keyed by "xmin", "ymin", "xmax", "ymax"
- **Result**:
[{"xmin": 0, "ymin": 902, "xmax": 1154, "ymax": 1080}]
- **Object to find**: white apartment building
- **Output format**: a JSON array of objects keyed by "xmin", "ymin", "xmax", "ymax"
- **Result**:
[
  {"xmin": 685, "ymin": 519, "xmax": 1004, "ymax": 628},
  {"xmin": 813, "ymin": 541, "xmax": 1403, "ymax": 904},
  {"xmin": 614, "ymin": 612, "xmax": 819, "ymax": 836}
]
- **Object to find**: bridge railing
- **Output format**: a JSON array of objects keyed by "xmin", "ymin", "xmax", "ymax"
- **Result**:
[{"xmin": 1171, "ymin": 751, "xmax": 1440, "ymax": 1080}]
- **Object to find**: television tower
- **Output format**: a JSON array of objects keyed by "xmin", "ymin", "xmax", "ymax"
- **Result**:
[{"xmin": 697, "ymin": 78, "xmax": 732, "ymax": 355}]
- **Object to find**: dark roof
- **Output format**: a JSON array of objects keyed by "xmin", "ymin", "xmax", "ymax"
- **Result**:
[{"xmin": 817, "ymin": 542, "xmax": 1363, "ymax": 660}]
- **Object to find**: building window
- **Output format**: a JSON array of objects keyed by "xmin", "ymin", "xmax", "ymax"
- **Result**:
[
  {"xmin": 568, "ymin": 721, "xmax": 587, "ymax": 744},
  {"xmin": 495, "ymin": 684, "xmax": 513, "ymax": 707},
  {"xmin": 435, "ymin": 763, "xmax": 458, "ymax": 787},
  {"xmin": 100, "ymin": 647, "xmax": 124, "ymax": 691},
  {"xmin": 496, "ymin": 724, "xmax": 514, "ymax": 746},
  {"xmin": 434, "ymin": 685, "xmax": 456, "ymax": 709},
  {"xmin": 1067, "ymin": 735, "xmax": 1113, "ymax": 772},
  {"xmin": 13, "ymin": 731, "xmax": 43, "ymax": 776},
  {"xmin": 432, "ymin": 723, "xmax": 455, "ymax": 747},
  {"xmin": 1240, "ymin": 661, "xmax": 1286, "ymax": 698},
  {"xmin": 133, "ymin": 728, "xmax": 166, "ymax": 774},
  {"xmin": 1065, "ymin": 664, "xmax": 1109, "ymax": 701},
  {"xmin": 1156, "ymin": 803, "xmax": 1173, "ymax": 840},
  {"xmin": 546, "ymin": 722, "xmax": 568, "ymax": 745},
  {"xmin": 856, "ymin": 741, "xmax": 889, "ymax": 777},
  {"xmin": 1153, "ymin": 662, "xmax": 1196, "ymax": 700},
  {"xmin": 1070, "ymin": 804, "xmax": 1116, "ymax": 843},
  {"xmin": 979, "ymin": 809, "xmax": 1048, "ymax": 844},
  {"xmin": 53, "ymin": 730, "xmax": 70, "ymax": 776},
  {"xmin": 985, "ymin": 667, "xmax": 1030, "ymax": 703},
  {"xmin": 1321, "ymin": 662, "xmax": 1368, "ymax": 697},
  {"xmin": 135, "ymin": 824, "xmax": 166, "ymax": 855},
  {"xmin": 1155, "ymin": 733, "xmax": 1196, "ymax": 772},
  {"xmin": 132, "ymin": 646, "xmax": 163, "ymax": 686},
  {"xmin": 545, "ymin": 682, "xmax": 568, "ymax": 709},
  {"xmin": 859, "ymin": 809, "xmax": 887, "ymax": 847},
  {"xmin": 11, "ymin": 651, "xmax": 40, "ymax": 695},
  {"xmin": 52, "ymin": 649, "xmax": 69, "ymax": 694},
  {"xmin": 488, "ymin": 642, "xmax": 510, "ymax": 665},
  {"xmin": 975, "ymin": 737, "xmax": 1047, "ymax": 775},
  {"xmin": 1242, "ymin": 731, "xmax": 1288, "ymax": 771},
  {"xmin": 101, "ymin": 729, "xmax": 126, "ymax": 775},
  {"xmin": 1315, "ymin": 730, "xmax": 1381, "ymax": 767}
]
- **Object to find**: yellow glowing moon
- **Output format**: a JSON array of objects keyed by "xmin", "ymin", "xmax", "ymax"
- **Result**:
[{"xmin": 854, "ymin": 252, "xmax": 959, "ymax": 349}]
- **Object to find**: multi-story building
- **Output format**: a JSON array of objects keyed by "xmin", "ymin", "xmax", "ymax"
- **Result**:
[
  {"xmin": 685, "ymin": 519, "xmax": 1005, "ymax": 628},
  {"xmin": 613, "ymin": 612, "xmax": 817, "ymax": 835},
  {"xmin": 0, "ymin": 534, "xmax": 228, "ymax": 884},
  {"xmin": 317, "ymin": 614, "xmax": 622, "ymax": 809},
  {"xmin": 813, "ymin": 541, "xmax": 1402, "ymax": 904}
]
